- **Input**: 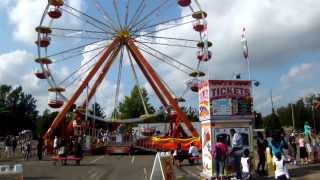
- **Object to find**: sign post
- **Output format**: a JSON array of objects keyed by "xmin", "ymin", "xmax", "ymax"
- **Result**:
[{"xmin": 150, "ymin": 152, "xmax": 175, "ymax": 180}]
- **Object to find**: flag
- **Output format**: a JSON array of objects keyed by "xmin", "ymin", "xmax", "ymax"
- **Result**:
[{"xmin": 241, "ymin": 27, "xmax": 249, "ymax": 59}]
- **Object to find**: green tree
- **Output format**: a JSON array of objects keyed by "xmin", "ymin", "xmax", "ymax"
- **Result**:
[
  {"xmin": 88, "ymin": 102, "xmax": 107, "ymax": 129},
  {"xmin": 0, "ymin": 85, "xmax": 38, "ymax": 135},
  {"xmin": 118, "ymin": 86, "xmax": 155, "ymax": 119},
  {"xmin": 90, "ymin": 102, "xmax": 106, "ymax": 119},
  {"xmin": 182, "ymin": 106, "xmax": 199, "ymax": 122},
  {"xmin": 262, "ymin": 94, "xmax": 320, "ymax": 132},
  {"xmin": 36, "ymin": 109, "xmax": 58, "ymax": 135}
]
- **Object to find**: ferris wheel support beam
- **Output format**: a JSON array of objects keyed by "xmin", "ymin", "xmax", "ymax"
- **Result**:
[
  {"xmin": 44, "ymin": 39, "xmax": 120, "ymax": 139},
  {"xmin": 127, "ymin": 39, "xmax": 199, "ymax": 137},
  {"xmin": 81, "ymin": 45, "xmax": 121, "ymax": 108}
]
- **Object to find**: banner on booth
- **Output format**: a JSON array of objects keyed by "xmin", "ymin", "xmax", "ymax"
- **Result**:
[{"xmin": 199, "ymin": 80, "xmax": 253, "ymax": 121}]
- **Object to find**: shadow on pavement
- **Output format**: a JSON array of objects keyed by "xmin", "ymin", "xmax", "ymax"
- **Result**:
[
  {"xmin": 25, "ymin": 177, "xmax": 56, "ymax": 180},
  {"xmin": 289, "ymin": 164, "xmax": 320, "ymax": 178}
]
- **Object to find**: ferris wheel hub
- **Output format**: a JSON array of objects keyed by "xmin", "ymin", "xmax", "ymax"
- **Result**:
[{"xmin": 116, "ymin": 29, "xmax": 130, "ymax": 41}]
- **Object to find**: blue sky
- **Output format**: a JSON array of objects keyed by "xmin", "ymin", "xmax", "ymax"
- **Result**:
[{"xmin": 0, "ymin": 0, "xmax": 320, "ymax": 117}]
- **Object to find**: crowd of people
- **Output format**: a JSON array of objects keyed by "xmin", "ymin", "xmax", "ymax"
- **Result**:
[
  {"xmin": 52, "ymin": 135, "xmax": 83, "ymax": 164},
  {"xmin": 207, "ymin": 122, "xmax": 320, "ymax": 180},
  {"xmin": 170, "ymin": 124, "xmax": 320, "ymax": 180},
  {"xmin": 1, "ymin": 134, "xmax": 34, "ymax": 160}
]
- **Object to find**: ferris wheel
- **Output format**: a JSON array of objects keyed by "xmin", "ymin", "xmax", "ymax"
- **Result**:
[{"xmin": 35, "ymin": 0, "xmax": 211, "ymax": 139}]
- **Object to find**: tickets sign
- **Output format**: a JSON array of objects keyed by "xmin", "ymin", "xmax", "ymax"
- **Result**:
[{"xmin": 198, "ymin": 80, "xmax": 252, "ymax": 121}]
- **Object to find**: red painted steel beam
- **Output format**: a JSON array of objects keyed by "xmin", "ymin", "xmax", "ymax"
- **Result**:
[
  {"xmin": 126, "ymin": 39, "xmax": 199, "ymax": 137},
  {"xmin": 81, "ymin": 45, "xmax": 121, "ymax": 108},
  {"xmin": 44, "ymin": 39, "xmax": 120, "ymax": 139}
]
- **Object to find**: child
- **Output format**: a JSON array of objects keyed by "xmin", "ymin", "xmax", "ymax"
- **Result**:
[
  {"xmin": 273, "ymin": 152, "xmax": 290, "ymax": 180},
  {"xmin": 299, "ymin": 134, "xmax": 308, "ymax": 164},
  {"xmin": 241, "ymin": 149, "xmax": 252, "ymax": 180}
]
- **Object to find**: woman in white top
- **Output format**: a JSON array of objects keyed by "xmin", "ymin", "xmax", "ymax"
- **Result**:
[
  {"xmin": 188, "ymin": 142, "xmax": 199, "ymax": 157},
  {"xmin": 241, "ymin": 149, "xmax": 252, "ymax": 180},
  {"xmin": 273, "ymin": 152, "xmax": 290, "ymax": 180}
]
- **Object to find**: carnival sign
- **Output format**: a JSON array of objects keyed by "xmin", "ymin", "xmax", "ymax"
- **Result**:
[{"xmin": 198, "ymin": 80, "xmax": 253, "ymax": 121}]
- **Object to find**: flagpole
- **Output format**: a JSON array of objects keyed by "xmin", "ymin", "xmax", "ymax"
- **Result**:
[{"xmin": 247, "ymin": 56, "xmax": 251, "ymax": 81}]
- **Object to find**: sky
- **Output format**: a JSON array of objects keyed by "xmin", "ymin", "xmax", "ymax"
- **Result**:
[{"xmin": 0, "ymin": 0, "xmax": 320, "ymax": 117}]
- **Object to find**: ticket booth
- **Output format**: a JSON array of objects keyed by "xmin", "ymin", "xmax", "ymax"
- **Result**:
[{"xmin": 199, "ymin": 80, "xmax": 254, "ymax": 179}]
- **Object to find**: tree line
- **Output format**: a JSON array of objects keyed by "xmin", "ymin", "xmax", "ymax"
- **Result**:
[
  {"xmin": 0, "ymin": 84, "xmax": 199, "ymax": 136},
  {"xmin": 255, "ymin": 94, "xmax": 320, "ymax": 132}
]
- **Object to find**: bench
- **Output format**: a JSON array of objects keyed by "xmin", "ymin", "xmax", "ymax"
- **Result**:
[{"xmin": 51, "ymin": 156, "xmax": 82, "ymax": 166}]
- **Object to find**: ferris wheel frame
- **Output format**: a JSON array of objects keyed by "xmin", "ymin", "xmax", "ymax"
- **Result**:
[{"xmin": 35, "ymin": 0, "xmax": 211, "ymax": 139}]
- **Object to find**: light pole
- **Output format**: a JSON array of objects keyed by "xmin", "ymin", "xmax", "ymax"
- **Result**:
[{"xmin": 291, "ymin": 104, "xmax": 295, "ymax": 131}]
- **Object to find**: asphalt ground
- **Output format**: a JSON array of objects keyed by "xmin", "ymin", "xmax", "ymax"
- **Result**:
[
  {"xmin": 0, "ymin": 155, "xmax": 201, "ymax": 180},
  {"xmin": 1, "ymin": 155, "xmax": 320, "ymax": 180}
]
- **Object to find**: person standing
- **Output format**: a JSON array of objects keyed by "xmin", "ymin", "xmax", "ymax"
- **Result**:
[
  {"xmin": 173, "ymin": 143, "xmax": 184, "ymax": 167},
  {"xmin": 213, "ymin": 136, "xmax": 228, "ymax": 180},
  {"xmin": 24, "ymin": 140, "xmax": 32, "ymax": 160},
  {"xmin": 273, "ymin": 152, "xmax": 290, "ymax": 180},
  {"xmin": 12, "ymin": 136, "xmax": 17, "ymax": 158},
  {"xmin": 4, "ymin": 135, "xmax": 12, "ymax": 159},
  {"xmin": 188, "ymin": 142, "xmax": 200, "ymax": 164},
  {"xmin": 288, "ymin": 131, "xmax": 297, "ymax": 165},
  {"xmin": 299, "ymin": 134, "xmax": 308, "ymax": 164},
  {"xmin": 268, "ymin": 131, "xmax": 288, "ymax": 159},
  {"xmin": 37, "ymin": 135, "xmax": 44, "ymax": 160},
  {"xmin": 256, "ymin": 132, "xmax": 267, "ymax": 175},
  {"xmin": 230, "ymin": 129, "xmax": 243, "ymax": 179},
  {"xmin": 53, "ymin": 136, "xmax": 59, "ymax": 155},
  {"xmin": 241, "ymin": 149, "xmax": 252, "ymax": 180},
  {"xmin": 75, "ymin": 137, "xmax": 83, "ymax": 165}
]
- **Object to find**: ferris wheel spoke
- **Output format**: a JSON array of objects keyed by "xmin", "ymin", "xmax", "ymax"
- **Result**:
[
  {"xmin": 64, "ymin": 63, "xmax": 95, "ymax": 89},
  {"xmin": 134, "ymin": 40, "xmax": 197, "ymax": 49},
  {"xmin": 61, "ymin": 8, "xmax": 109, "ymax": 33},
  {"xmin": 112, "ymin": 0, "xmax": 123, "ymax": 30},
  {"xmin": 124, "ymin": 0, "xmax": 131, "ymax": 26},
  {"xmin": 90, "ymin": 0, "xmax": 119, "ymax": 32},
  {"xmin": 47, "ymin": 39, "xmax": 108, "ymax": 58},
  {"xmin": 50, "ymin": 33, "xmax": 112, "ymax": 41},
  {"xmin": 134, "ymin": 19, "xmax": 196, "ymax": 37},
  {"xmin": 137, "ymin": 45, "xmax": 190, "ymax": 75},
  {"xmin": 137, "ymin": 35, "xmax": 198, "ymax": 43},
  {"xmin": 125, "ymin": 46, "xmax": 149, "ymax": 115},
  {"xmin": 132, "ymin": 13, "xmax": 192, "ymax": 33},
  {"xmin": 137, "ymin": 42, "xmax": 196, "ymax": 72},
  {"xmin": 129, "ymin": 0, "xmax": 172, "ymax": 31},
  {"xmin": 57, "ymin": 47, "xmax": 106, "ymax": 85},
  {"xmin": 135, "ymin": 45, "xmax": 178, "ymax": 98},
  {"xmin": 113, "ymin": 46, "xmax": 124, "ymax": 118},
  {"xmin": 133, "ymin": 1, "xmax": 181, "ymax": 32},
  {"xmin": 127, "ymin": 0, "xmax": 146, "ymax": 29},
  {"xmin": 53, "ymin": 45, "xmax": 108, "ymax": 64},
  {"xmin": 62, "ymin": 5, "xmax": 114, "ymax": 33},
  {"xmin": 51, "ymin": 27, "xmax": 109, "ymax": 35}
]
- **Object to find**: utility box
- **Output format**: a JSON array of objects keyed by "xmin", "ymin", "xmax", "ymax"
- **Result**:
[{"xmin": 199, "ymin": 80, "xmax": 254, "ymax": 178}]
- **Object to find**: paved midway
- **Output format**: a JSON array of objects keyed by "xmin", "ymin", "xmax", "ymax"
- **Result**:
[
  {"xmin": 12, "ymin": 155, "xmax": 200, "ymax": 180},
  {"xmin": 2, "ymin": 155, "xmax": 320, "ymax": 179}
]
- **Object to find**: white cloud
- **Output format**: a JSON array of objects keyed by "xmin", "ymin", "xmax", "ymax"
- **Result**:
[
  {"xmin": 0, "ymin": 50, "xmax": 49, "ymax": 111},
  {"xmin": 143, "ymin": 0, "xmax": 320, "ymax": 115},
  {"xmin": 8, "ymin": 0, "xmax": 83, "ymax": 44},
  {"xmin": 280, "ymin": 63, "xmax": 316, "ymax": 88},
  {"xmin": 3, "ymin": 0, "xmax": 320, "ymax": 116}
]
